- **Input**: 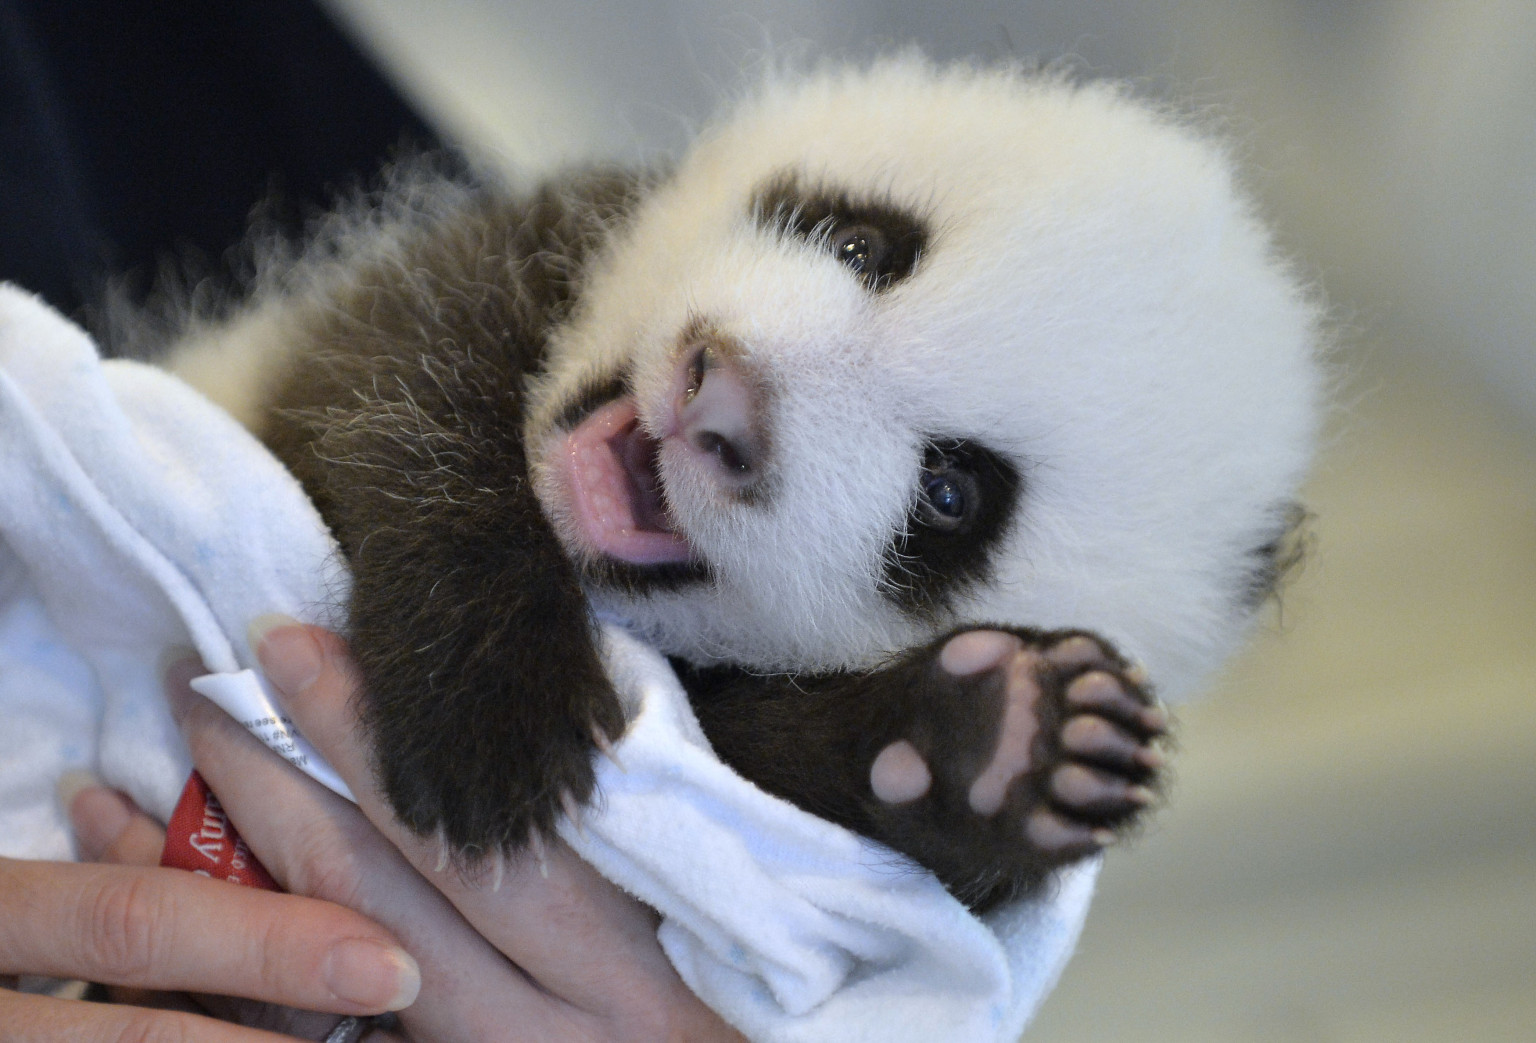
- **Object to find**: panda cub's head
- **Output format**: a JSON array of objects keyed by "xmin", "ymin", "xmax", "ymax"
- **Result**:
[{"xmin": 527, "ymin": 58, "xmax": 1322, "ymax": 698}]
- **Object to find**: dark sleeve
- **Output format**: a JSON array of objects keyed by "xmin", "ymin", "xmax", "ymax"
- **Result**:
[{"xmin": 0, "ymin": 0, "xmax": 437, "ymax": 323}]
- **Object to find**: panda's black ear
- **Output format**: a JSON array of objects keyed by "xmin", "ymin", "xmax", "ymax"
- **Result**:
[{"xmin": 1242, "ymin": 501, "xmax": 1311, "ymax": 610}]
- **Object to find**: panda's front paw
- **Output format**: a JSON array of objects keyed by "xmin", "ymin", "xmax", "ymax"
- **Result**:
[
  {"xmin": 868, "ymin": 627, "xmax": 1167, "ymax": 910},
  {"xmin": 366, "ymin": 674, "xmax": 623, "ymax": 869}
]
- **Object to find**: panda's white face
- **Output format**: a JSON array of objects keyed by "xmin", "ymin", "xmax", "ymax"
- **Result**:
[{"xmin": 527, "ymin": 59, "xmax": 1321, "ymax": 697}]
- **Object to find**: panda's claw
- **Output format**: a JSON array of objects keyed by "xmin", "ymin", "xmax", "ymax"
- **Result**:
[
  {"xmin": 1025, "ymin": 807, "xmax": 1101, "ymax": 854},
  {"xmin": 591, "ymin": 727, "xmax": 627, "ymax": 772},
  {"xmin": 1049, "ymin": 762, "xmax": 1141, "ymax": 812},
  {"xmin": 1064, "ymin": 670, "xmax": 1158, "ymax": 735},
  {"xmin": 1059, "ymin": 714, "xmax": 1151, "ymax": 772}
]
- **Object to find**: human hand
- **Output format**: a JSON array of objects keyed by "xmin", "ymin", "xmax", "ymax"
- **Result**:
[
  {"xmin": 165, "ymin": 619, "xmax": 741, "ymax": 1042},
  {"xmin": 0, "ymin": 781, "xmax": 420, "ymax": 1041}
]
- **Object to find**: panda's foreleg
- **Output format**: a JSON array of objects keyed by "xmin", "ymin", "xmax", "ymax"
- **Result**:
[
  {"xmin": 268, "ymin": 359, "xmax": 629, "ymax": 864},
  {"xmin": 339, "ymin": 506, "xmax": 627, "ymax": 863},
  {"xmin": 682, "ymin": 627, "xmax": 1167, "ymax": 913}
]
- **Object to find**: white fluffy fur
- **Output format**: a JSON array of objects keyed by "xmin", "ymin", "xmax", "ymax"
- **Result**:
[{"xmin": 179, "ymin": 57, "xmax": 1322, "ymax": 701}]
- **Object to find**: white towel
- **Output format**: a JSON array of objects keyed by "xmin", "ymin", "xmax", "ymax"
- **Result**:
[{"xmin": 0, "ymin": 284, "xmax": 1095, "ymax": 1041}]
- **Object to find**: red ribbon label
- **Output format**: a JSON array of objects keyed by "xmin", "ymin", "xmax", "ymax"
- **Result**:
[{"xmin": 160, "ymin": 770, "xmax": 280, "ymax": 891}]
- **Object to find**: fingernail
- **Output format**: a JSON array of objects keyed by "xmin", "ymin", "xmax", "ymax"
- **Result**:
[
  {"xmin": 248, "ymin": 613, "xmax": 323, "ymax": 697},
  {"xmin": 248, "ymin": 612, "xmax": 302, "ymax": 657},
  {"xmin": 61, "ymin": 773, "xmax": 132, "ymax": 861},
  {"xmin": 323, "ymin": 938, "xmax": 421, "ymax": 1012},
  {"xmin": 57, "ymin": 768, "xmax": 101, "ymax": 812},
  {"xmin": 161, "ymin": 650, "xmax": 206, "ymax": 724}
]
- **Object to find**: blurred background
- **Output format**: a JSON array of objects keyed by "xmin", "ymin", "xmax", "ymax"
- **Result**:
[
  {"xmin": 7, "ymin": 0, "xmax": 1530, "ymax": 1038},
  {"xmin": 306, "ymin": 2, "xmax": 1536, "ymax": 1039}
]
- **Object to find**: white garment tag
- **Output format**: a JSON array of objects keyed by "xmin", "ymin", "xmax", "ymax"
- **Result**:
[{"xmin": 189, "ymin": 669, "xmax": 355, "ymax": 802}]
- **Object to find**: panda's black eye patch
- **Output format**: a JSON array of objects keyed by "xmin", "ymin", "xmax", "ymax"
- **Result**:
[
  {"xmin": 883, "ymin": 439, "xmax": 1022, "ymax": 615},
  {"xmin": 752, "ymin": 174, "xmax": 926, "ymax": 291}
]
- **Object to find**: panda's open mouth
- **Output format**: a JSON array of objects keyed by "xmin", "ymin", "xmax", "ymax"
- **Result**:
[{"xmin": 559, "ymin": 397, "xmax": 693, "ymax": 566}]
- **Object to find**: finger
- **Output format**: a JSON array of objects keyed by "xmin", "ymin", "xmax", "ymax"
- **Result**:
[
  {"xmin": 196, "ymin": 994, "xmax": 344, "ymax": 1040},
  {"xmin": 252, "ymin": 620, "xmax": 732, "ymax": 1034},
  {"xmin": 0, "ymin": 988, "xmax": 303, "ymax": 1043},
  {"xmin": 177, "ymin": 641, "xmax": 573, "ymax": 1042},
  {"xmin": 59, "ymin": 772, "xmax": 166, "ymax": 866},
  {"xmin": 0, "ymin": 858, "xmax": 417, "ymax": 1016},
  {"xmin": 117, "ymin": 972, "xmax": 356, "ymax": 1039},
  {"xmin": 102, "ymin": 985, "xmax": 204, "ymax": 1012}
]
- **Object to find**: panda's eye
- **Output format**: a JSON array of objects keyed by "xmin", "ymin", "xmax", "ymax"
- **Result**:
[
  {"xmin": 833, "ymin": 224, "xmax": 887, "ymax": 276},
  {"xmin": 922, "ymin": 472, "xmax": 965, "ymax": 519},
  {"xmin": 918, "ymin": 453, "xmax": 976, "ymax": 532}
]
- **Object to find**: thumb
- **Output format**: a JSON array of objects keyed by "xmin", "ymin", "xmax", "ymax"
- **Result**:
[{"xmin": 60, "ymin": 771, "xmax": 167, "ymax": 866}]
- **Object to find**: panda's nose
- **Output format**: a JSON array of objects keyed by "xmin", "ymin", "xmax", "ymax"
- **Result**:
[{"xmin": 672, "ymin": 334, "xmax": 766, "ymax": 490}]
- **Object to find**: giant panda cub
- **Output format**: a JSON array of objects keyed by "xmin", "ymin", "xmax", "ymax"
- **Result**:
[{"xmin": 165, "ymin": 59, "xmax": 1321, "ymax": 913}]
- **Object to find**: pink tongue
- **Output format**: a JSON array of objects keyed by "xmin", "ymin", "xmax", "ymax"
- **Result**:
[{"xmin": 562, "ymin": 399, "xmax": 692, "ymax": 565}]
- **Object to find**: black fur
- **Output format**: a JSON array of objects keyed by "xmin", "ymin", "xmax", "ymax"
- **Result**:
[{"xmin": 262, "ymin": 172, "xmax": 646, "ymax": 852}]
